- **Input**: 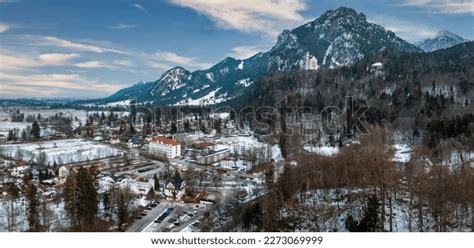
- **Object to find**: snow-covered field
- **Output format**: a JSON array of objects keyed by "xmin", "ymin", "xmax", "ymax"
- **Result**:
[
  {"xmin": 1, "ymin": 107, "xmax": 127, "ymax": 134},
  {"xmin": 303, "ymin": 145, "xmax": 340, "ymax": 156},
  {"xmin": 0, "ymin": 121, "xmax": 58, "ymax": 138},
  {"xmin": 214, "ymin": 135, "xmax": 283, "ymax": 162},
  {"xmin": 0, "ymin": 122, "xmax": 30, "ymax": 136},
  {"xmin": 0, "ymin": 139, "xmax": 124, "ymax": 165}
]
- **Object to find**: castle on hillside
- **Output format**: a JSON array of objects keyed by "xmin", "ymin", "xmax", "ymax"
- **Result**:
[{"xmin": 300, "ymin": 51, "xmax": 320, "ymax": 71}]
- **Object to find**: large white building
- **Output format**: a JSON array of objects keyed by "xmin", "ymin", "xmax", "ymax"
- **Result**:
[
  {"xmin": 300, "ymin": 51, "xmax": 320, "ymax": 71},
  {"xmin": 149, "ymin": 136, "xmax": 181, "ymax": 158}
]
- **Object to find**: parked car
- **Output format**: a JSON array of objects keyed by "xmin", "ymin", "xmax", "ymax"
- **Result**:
[{"xmin": 168, "ymin": 218, "xmax": 177, "ymax": 223}]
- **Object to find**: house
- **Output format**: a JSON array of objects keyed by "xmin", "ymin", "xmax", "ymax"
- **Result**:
[
  {"xmin": 98, "ymin": 176, "xmax": 115, "ymax": 193},
  {"xmin": 58, "ymin": 166, "xmax": 70, "ymax": 182},
  {"xmin": 0, "ymin": 134, "xmax": 7, "ymax": 143},
  {"xmin": 127, "ymin": 136, "xmax": 141, "ymax": 148},
  {"xmin": 197, "ymin": 148, "xmax": 230, "ymax": 165},
  {"xmin": 149, "ymin": 136, "xmax": 181, "ymax": 158},
  {"xmin": 164, "ymin": 170, "xmax": 186, "ymax": 200},
  {"xmin": 115, "ymin": 176, "xmax": 154, "ymax": 195},
  {"xmin": 195, "ymin": 142, "xmax": 214, "ymax": 154},
  {"xmin": 369, "ymin": 62, "xmax": 384, "ymax": 76},
  {"xmin": 109, "ymin": 138, "xmax": 121, "ymax": 145}
]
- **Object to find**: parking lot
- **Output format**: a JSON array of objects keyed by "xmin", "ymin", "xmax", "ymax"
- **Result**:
[{"xmin": 126, "ymin": 199, "xmax": 209, "ymax": 232}]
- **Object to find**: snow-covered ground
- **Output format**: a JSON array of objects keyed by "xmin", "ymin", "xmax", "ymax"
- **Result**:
[
  {"xmin": 0, "ymin": 197, "xmax": 67, "ymax": 232},
  {"xmin": 0, "ymin": 139, "xmax": 124, "ymax": 165},
  {"xmin": 279, "ymin": 188, "xmax": 472, "ymax": 232},
  {"xmin": 303, "ymin": 145, "xmax": 339, "ymax": 156},
  {"xmin": 1, "ymin": 107, "xmax": 127, "ymax": 133},
  {"xmin": 174, "ymin": 87, "xmax": 232, "ymax": 106},
  {"xmin": 392, "ymin": 144, "xmax": 412, "ymax": 163},
  {"xmin": 0, "ymin": 120, "xmax": 57, "ymax": 138},
  {"xmin": 0, "ymin": 121, "xmax": 30, "ymax": 137},
  {"xmin": 214, "ymin": 135, "xmax": 283, "ymax": 162}
]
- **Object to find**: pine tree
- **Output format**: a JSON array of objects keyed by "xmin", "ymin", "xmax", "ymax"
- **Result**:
[
  {"xmin": 171, "ymin": 122, "xmax": 178, "ymax": 134},
  {"xmin": 146, "ymin": 188, "xmax": 155, "ymax": 200},
  {"xmin": 25, "ymin": 179, "xmax": 40, "ymax": 231},
  {"xmin": 31, "ymin": 121, "xmax": 41, "ymax": 140},
  {"xmin": 21, "ymin": 130, "xmax": 27, "ymax": 140},
  {"xmin": 103, "ymin": 192, "xmax": 111, "ymax": 214},
  {"xmin": 117, "ymin": 189, "xmax": 130, "ymax": 228},
  {"xmin": 64, "ymin": 169, "xmax": 78, "ymax": 230},
  {"xmin": 345, "ymin": 195, "xmax": 381, "ymax": 232},
  {"xmin": 153, "ymin": 174, "xmax": 160, "ymax": 192},
  {"xmin": 76, "ymin": 167, "xmax": 98, "ymax": 230}
]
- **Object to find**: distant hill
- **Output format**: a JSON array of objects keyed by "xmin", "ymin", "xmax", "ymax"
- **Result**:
[{"xmin": 416, "ymin": 30, "xmax": 469, "ymax": 52}]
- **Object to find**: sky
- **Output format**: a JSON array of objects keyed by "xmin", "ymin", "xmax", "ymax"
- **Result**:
[{"xmin": 0, "ymin": 0, "xmax": 473, "ymax": 99}]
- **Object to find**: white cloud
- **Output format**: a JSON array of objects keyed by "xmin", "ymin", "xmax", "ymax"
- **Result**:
[
  {"xmin": 0, "ymin": 37, "xmax": 133, "ymax": 98},
  {"xmin": 76, "ymin": 60, "xmax": 136, "ymax": 70},
  {"xmin": 0, "ymin": 23, "xmax": 8, "ymax": 33},
  {"xmin": 155, "ymin": 51, "xmax": 195, "ymax": 64},
  {"xmin": 169, "ymin": 0, "xmax": 307, "ymax": 36},
  {"xmin": 38, "ymin": 53, "xmax": 79, "ymax": 64},
  {"xmin": 112, "ymin": 60, "xmax": 133, "ymax": 67},
  {"xmin": 106, "ymin": 23, "xmax": 138, "ymax": 29},
  {"xmin": 149, "ymin": 62, "xmax": 171, "ymax": 70},
  {"xmin": 228, "ymin": 45, "xmax": 265, "ymax": 59},
  {"xmin": 75, "ymin": 60, "xmax": 113, "ymax": 69},
  {"xmin": 0, "ymin": 52, "xmax": 42, "ymax": 70},
  {"xmin": 368, "ymin": 15, "xmax": 438, "ymax": 42},
  {"xmin": 0, "ymin": 71, "xmax": 125, "ymax": 97},
  {"xmin": 0, "ymin": 51, "xmax": 79, "ymax": 70},
  {"xmin": 38, "ymin": 36, "xmax": 127, "ymax": 54},
  {"xmin": 132, "ymin": 3, "xmax": 145, "ymax": 11},
  {"xmin": 154, "ymin": 50, "xmax": 212, "ymax": 69},
  {"xmin": 400, "ymin": 0, "xmax": 474, "ymax": 14}
]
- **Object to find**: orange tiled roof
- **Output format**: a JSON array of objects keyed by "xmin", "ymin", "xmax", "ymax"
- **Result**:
[{"xmin": 150, "ymin": 136, "xmax": 180, "ymax": 146}]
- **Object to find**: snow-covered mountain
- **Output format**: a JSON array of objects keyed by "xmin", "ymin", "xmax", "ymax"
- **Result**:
[
  {"xmin": 416, "ymin": 30, "xmax": 469, "ymax": 52},
  {"xmin": 100, "ymin": 7, "xmax": 422, "ymax": 106}
]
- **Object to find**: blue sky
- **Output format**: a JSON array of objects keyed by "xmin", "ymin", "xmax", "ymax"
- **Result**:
[{"xmin": 0, "ymin": 0, "xmax": 472, "ymax": 99}]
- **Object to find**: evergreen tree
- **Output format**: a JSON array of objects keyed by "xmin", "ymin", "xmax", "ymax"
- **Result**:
[
  {"xmin": 153, "ymin": 174, "xmax": 160, "ymax": 192},
  {"xmin": 64, "ymin": 169, "xmax": 78, "ymax": 229},
  {"xmin": 103, "ymin": 192, "xmax": 111, "ymax": 214},
  {"xmin": 170, "ymin": 122, "xmax": 178, "ymax": 134},
  {"xmin": 146, "ymin": 188, "xmax": 155, "ymax": 200},
  {"xmin": 76, "ymin": 167, "xmax": 98, "ymax": 230},
  {"xmin": 31, "ymin": 121, "xmax": 41, "ymax": 140},
  {"xmin": 117, "ymin": 190, "xmax": 129, "ymax": 228},
  {"xmin": 21, "ymin": 130, "xmax": 27, "ymax": 140},
  {"xmin": 346, "ymin": 195, "xmax": 381, "ymax": 232},
  {"xmin": 25, "ymin": 177, "xmax": 40, "ymax": 231}
]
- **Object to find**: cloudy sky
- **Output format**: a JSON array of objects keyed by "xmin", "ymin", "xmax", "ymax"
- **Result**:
[{"xmin": 0, "ymin": 0, "xmax": 472, "ymax": 99}]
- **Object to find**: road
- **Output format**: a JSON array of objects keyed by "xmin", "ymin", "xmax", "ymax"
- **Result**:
[{"xmin": 126, "ymin": 202, "xmax": 172, "ymax": 232}]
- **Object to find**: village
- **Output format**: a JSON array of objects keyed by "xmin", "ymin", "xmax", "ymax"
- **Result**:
[{"xmin": 0, "ymin": 105, "xmax": 282, "ymax": 232}]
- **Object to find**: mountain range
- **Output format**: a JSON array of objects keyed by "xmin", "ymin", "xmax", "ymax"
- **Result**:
[
  {"xmin": 86, "ymin": 7, "xmax": 469, "ymax": 107},
  {"xmin": 416, "ymin": 30, "xmax": 469, "ymax": 52}
]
